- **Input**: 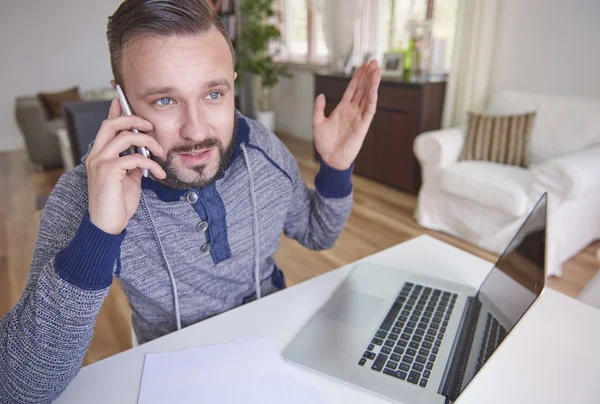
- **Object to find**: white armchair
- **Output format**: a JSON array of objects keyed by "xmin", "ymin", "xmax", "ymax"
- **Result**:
[{"xmin": 414, "ymin": 91, "xmax": 600, "ymax": 277}]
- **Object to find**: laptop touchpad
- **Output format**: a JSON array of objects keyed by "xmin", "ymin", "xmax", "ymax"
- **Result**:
[{"xmin": 324, "ymin": 290, "xmax": 384, "ymax": 329}]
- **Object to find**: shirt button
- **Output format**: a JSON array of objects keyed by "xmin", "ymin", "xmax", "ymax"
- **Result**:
[
  {"xmin": 197, "ymin": 221, "xmax": 208, "ymax": 232},
  {"xmin": 200, "ymin": 243, "xmax": 211, "ymax": 253},
  {"xmin": 186, "ymin": 192, "xmax": 198, "ymax": 203}
]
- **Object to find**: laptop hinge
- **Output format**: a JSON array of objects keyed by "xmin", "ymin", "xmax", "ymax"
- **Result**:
[{"xmin": 438, "ymin": 296, "xmax": 481, "ymax": 402}]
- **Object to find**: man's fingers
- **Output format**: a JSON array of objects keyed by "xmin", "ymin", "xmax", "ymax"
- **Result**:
[
  {"xmin": 96, "ymin": 131, "xmax": 165, "ymax": 161},
  {"xmin": 111, "ymin": 154, "xmax": 167, "ymax": 179},
  {"xmin": 313, "ymin": 93, "xmax": 326, "ymax": 126},
  {"xmin": 362, "ymin": 66, "xmax": 382, "ymax": 119},
  {"xmin": 341, "ymin": 62, "xmax": 367, "ymax": 104},
  {"xmin": 107, "ymin": 98, "xmax": 121, "ymax": 120},
  {"xmin": 91, "ymin": 115, "xmax": 154, "ymax": 155},
  {"xmin": 353, "ymin": 60, "xmax": 377, "ymax": 105}
]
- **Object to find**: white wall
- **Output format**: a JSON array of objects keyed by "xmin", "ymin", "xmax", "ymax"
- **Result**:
[
  {"xmin": 0, "ymin": 0, "xmax": 123, "ymax": 151},
  {"xmin": 491, "ymin": 0, "xmax": 600, "ymax": 100},
  {"xmin": 272, "ymin": 67, "xmax": 315, "ymax": 141}
]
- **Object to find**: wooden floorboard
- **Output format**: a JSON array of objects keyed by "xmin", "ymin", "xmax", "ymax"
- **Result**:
[{"xmin": 1, "ymin": 135, "xmax": 598, "ymax": 366}]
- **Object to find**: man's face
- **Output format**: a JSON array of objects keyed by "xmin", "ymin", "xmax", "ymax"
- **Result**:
[{"xmin": 119, "ymin": 28, "xmax": 237, "ymax": 189}]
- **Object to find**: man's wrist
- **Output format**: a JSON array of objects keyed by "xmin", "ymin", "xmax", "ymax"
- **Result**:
[{"xmin": 314, "ymin": 157, "xmax": 354, "ymax": 198}]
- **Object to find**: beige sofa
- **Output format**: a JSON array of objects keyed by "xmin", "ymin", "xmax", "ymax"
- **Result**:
[{"xmin": 14, "ymin": 96, "xmax": 64, "ymax": 169}]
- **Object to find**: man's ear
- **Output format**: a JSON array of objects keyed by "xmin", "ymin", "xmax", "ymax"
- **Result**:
[
  {"xmin": 234, "ymin": 72, "xmax": 238, "ymax": 81},
  {"xmin": 110, "ymin": 79, "xmax": 117, "ymax": 89}
]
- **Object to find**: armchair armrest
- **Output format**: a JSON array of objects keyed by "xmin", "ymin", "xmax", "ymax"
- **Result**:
[
  {"xmin": 414, "ymin": 127, "xmax": 465, "ymax": 169},
  {"xmin": 531, "ymin": 145, "xmax": 600, "ymax": 200}
]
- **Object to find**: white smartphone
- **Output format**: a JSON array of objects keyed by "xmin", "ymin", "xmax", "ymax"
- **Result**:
[{"xmin": 115, "ymin": 84, "xmax": 151, "ymax": 178}]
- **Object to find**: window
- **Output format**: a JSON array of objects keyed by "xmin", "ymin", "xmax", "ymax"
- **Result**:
[
  {"xmin": 379, "ymin": 0, "xmax": 459, "ymax": 72},
  {"xmin": 275, "ymin": 0, "xmax": 329, "ymax": 65},
  {"xmin": 276, "ymin": 0, "xmax": 458, "ymax": 71}
]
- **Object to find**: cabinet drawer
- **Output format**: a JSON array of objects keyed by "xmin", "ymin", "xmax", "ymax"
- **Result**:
[{"xmin": 377, "ymin": 85, "xmax": 421, "ymax": 112}]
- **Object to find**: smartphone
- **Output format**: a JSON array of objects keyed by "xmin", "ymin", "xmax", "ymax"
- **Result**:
[{"xmin": 115, "ymin": 84, "xmax": 151, "ymax": 178}]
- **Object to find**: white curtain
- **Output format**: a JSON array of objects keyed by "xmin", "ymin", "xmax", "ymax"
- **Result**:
[
  {"xmin": 442, "ymin": 0, "xmax": 499, "ymax": 128},
  {"xmin": 322, "ymin": 0, "xmax": 360, "ymax": 71}
]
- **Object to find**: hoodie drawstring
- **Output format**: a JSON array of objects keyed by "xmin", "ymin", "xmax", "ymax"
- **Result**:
[{"xmin": 240, "ymin": 142, "xmax": 262, "ymax": 300}]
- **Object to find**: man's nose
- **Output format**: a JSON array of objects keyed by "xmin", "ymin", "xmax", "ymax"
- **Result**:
[{"xmin": 180, "ymin": 104, "xmax": 209, "ymax": 142}]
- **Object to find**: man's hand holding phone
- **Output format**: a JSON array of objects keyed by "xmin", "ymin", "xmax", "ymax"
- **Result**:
[{"xmin": 86, "ymin": 98, "xmax": 166, "ymax": 235}]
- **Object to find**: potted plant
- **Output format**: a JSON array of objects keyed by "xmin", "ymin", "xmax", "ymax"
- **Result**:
[{"xmin": 237, "ymin": 0, "xmax": 290, "ymax": 132}]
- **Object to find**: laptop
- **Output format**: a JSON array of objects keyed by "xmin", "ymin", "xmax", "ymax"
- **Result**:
[{"xmin": 283, "ymin": 194, "xmax": 548, "ymax": 403}]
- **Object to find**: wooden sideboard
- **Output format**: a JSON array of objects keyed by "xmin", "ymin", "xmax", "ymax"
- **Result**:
[{"xmin": 314, "ymin": 72, "xmax": 446, "ymax": 195}]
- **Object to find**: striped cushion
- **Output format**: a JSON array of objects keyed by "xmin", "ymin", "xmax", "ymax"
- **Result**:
[{"xmin": 459, "ymin": 112, "xmax": 536, "ymax": 167}]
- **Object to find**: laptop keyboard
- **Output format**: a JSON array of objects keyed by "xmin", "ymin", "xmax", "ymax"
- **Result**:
[
  {"xmin": 358, "ymin": 282, "xmax": 458, "ymax": 388},
  {"xmin": 474, "ymin": 313, "xmax": 507, "ymax": 373}
]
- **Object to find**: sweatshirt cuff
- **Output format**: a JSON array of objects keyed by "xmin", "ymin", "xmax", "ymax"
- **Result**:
[
  {"xmin": 55, "ymin": 213, "xmax": 126, "ymax": 290},
  {"xmin": 314, "ymin": 157, "xmax": 354, "ymax": 198}
]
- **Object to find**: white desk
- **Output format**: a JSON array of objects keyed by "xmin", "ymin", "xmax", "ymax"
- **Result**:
[{"xmin": 55, "ymin": 235, "xmax": 600, "ymax": 404}]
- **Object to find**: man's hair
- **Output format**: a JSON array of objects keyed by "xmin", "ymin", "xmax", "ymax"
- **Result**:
[{"xmin": 107, "ymin": 0, "xmax": 235, "ymax": 86}]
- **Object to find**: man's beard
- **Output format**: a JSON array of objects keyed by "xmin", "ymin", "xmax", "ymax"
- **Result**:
[{"xmin": 153, "ymin": 119, "xmax": 237, "ymax": 190}]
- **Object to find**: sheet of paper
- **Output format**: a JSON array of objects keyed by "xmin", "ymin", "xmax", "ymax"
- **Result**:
[{"xmin": 137, "ymin": 337, "xmax": 327, "ymax": 404}]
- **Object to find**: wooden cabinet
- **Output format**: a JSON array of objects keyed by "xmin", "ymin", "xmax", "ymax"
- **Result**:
[{"xmin": 315, "ymin": 73, "xmax": 446, "ymax": 194}]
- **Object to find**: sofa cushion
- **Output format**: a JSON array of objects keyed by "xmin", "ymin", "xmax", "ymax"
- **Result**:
[
  {"xmin": 486, "ymin": 91, "xmax": 600, "ymax": 164},
  {"xmin": 441, "ymin": 161, "xmax": 532, "ymax": 217},
  {"xmin": 38, "ymin": 86, "xmax": 82, "ymax": 120},
  {"xmin": 459, "ymin": 112, "xmax": 535, "ymax": 167}
]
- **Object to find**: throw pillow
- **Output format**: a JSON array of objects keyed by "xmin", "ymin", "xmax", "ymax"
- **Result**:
[
  {"xmin": 459, "ymin": 112, "xmax": 536, "ymax": 168},
  {"xmin": 38, "ymin": 86, "xmax": 82, "ymax": 120}
]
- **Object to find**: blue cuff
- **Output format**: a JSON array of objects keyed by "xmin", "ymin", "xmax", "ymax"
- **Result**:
[
  {"xmin": 55, "ymin": 213, "xmax": 126, "ymax": 290},
  {"xmin": 314, "ymin": 157, "xmax": 354, "ymax": 198}
]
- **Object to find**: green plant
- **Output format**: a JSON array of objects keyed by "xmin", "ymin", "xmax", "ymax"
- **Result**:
[{"xmin": 237, "ymin": 0, "xmax": 291, "ymax": 111}]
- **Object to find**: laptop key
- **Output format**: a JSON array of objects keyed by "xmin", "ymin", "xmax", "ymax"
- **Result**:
[
  {"xmin": 445, "ymin": 314, "xmax": 451, "ymax": 321},
  {"xmin": 391, "ymin": 353, "xmax": 402, "ymax": 362},
  {"xmin": 386, "ymin": 361, "xmax": 398, "ymax": 370},
  {"xmin": 413, "ymin": 363, "xmax": 424, "ymax": 372},
  {"xmin": 442, "ymin": 320, "xmax": 448, "ymax": 327},
  {"xmin": 409, "ymin": 341, "xmax": 419, "ymax": 349},
  {"xmin": 425, "ymin": 335, "xmax": 435, "ymax": 343},
  {"xmin": 426, "ymin": 362, "xmax": 434, "ymax": 370},
  {"xmin": 432, "ymin": 316, "xmax": 442, "ymax": 324},
  {"xmin": 417, "ymin": 322, "xmax": 427, "ymax": 329},
  {"xmin": 407, "ymin": 348, "xmax": 417, "ymax": 356},
  {"xmin": 399, "ymin": 362, "xmax": 411, "ymax": 372},
  {"xmin": 407, "ymin": 371, "xmax": 421, "ymax": 384},
  {"xmin": 427, "ymin": 329, "xmax": 437, "ymax": 336},
  {"xmin": 405, "ymin": 327, "xmax": 415, "ymax": 335},
  {"xmin": 359, "ymin": 358, "xmax": 366, "ymax": 366},
  {"xmin": 372, "ymin": 338, "xmax": 383, "ymax": 346},
  {"xmin": 422, "ymin": 341, "xmax": 432, "ymax": 349},
  {"xmin": 393, "ymin": 347, "xmax": 404, "ymax": 355},
  {"xmin": 423, "ymin": 370, "xmax": 431, "ymax": 379},
  {"xmin": 401, "ymin": 333, "xmax": 410, "ymax": 341},
  {"xmin": 430, "ymin": 322, "xmax": 440, "ymax": 330},
  {"xmin": 385, "ymin": 340, "xmax": 395, "ymax": 347},
  {"xmin": 398, "ymin": 339, "xmax": 408, "ymax": 348},
  {"xmin": 429, "ymin": 354, "xmax": 437, "ymax": 362},
  {"xmin": 392, "ymin": 327, "xmax": 402, "ymax": 334},
  {"xmin": 440, "ymin": 327, "xmax": 446, "ymax": 333},
  {"xmin": 380, "ymin": 303, "xmax": 403, "ymax": 331},
  {"xmin": 432, "ymin": 347, "xmax": 439, "ymax": 354},
  {"xmin": 395, "ymin": 321, "xmax": 405, "ymax": 329},
  {"xmin": 381, "ymin": 347, "xmax": 392, "ymax": 354},
  {"xmin": 402, "ymin": 355, "xmax": 414, "ymax": 364},
  {"xmin": 397, "ymin": 370, "xmax": 408, "ymax": 380},
  {"xmin": 419, "ymin": 378, "xmax": 428, "ymax": 388},
  {"xmin": 388, "ymin": 333, "xmax": 399, "ymax": 341},
  {"xmin": 435, "ymin": 340, "xmax": 441, "ymax": 347},
  {"xmin": 415, "ymin": 355, "xmax": 427, "ymax": 364},
  {"xmin": 372, "ymin": 354, "xmax": 388, "ymax": 372},
  {"xmin": 419, "ymin": 348, "xmax": 430, "ymax": 356},
  {"xmin": 383, "ymin": 368, "xmax": 398, "ymax": 378},
  {"xmin": 376, "ymin": 329, "xmax": 388, "ymax": 339},
  {"xmin": 412, "ymin": 335, "xmax": 422, "ymax": 343},
  {"xmin": 402, "ymin": 310, "xmax": 411, "ymax": 316},
  {"xmin": 433, "ymin": 289, "xmax": 441, "ymax": 296},
  {"xmin": 415, "ymin": 329, "xmax": 425, "ymax": 336},
  {"xmin": 368, "ymin": 344, "xmax": 375, "ymax": 351}
]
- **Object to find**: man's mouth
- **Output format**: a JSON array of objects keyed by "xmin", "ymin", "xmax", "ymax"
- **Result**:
[{"xmin": 178, "ymin": 148, "xmax": 213, "ymax": 164}]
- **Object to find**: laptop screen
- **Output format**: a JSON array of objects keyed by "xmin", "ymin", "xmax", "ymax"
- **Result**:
[{"xmin": 455, "ymin": 193, "xmax": 547, "ymax": 398}]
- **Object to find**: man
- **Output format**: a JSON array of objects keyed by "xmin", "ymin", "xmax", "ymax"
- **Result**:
[{"xmin": 0, "ymin": 0, "xmax": 381, "ymax": 402}]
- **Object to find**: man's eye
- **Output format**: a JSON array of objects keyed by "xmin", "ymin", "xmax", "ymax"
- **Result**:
[
  {"xmin": 206, "ymin": 92, "xmax": 221, "ymax": 100},
  {"xmin": 155, "ymin": 98, "xmax": 173, "ymax": 106}
]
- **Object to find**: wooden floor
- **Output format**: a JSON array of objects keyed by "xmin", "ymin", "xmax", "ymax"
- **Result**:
[{"xmin": 1, "ymin": 135, "xmax": 598, "ymax": 366}]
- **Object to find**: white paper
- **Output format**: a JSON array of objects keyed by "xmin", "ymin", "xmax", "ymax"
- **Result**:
[{"xmin": 137, "ymin": 337, "xmax": 327, "ymax": 404}]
